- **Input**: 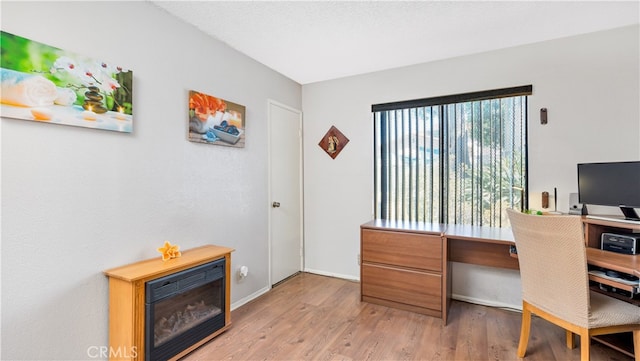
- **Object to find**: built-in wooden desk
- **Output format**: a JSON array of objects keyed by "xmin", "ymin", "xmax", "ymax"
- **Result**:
[
  {"xmin": 361, "ymin": 216, "xmax": 640, "ymax": 357},
  {"xmin": 360, "ymin": 220, "xmax": 520, "ymax": 325},
  {"xmin": 361, "ymin": 217, "xmax": 640, "ymax": 314},
  {"xmin": 360, "ymin": 220, "xmax": 448, "ymax": 322}
]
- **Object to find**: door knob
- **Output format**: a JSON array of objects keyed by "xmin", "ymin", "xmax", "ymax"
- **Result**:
[{"xmin": 272, "ymin": 202, "xmax": 281, "ymax": 208}]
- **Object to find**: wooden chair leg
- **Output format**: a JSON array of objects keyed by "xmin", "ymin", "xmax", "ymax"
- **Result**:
[
  {"xmin": 518, "ymin": 302, "xmax": 532, "ymax": 358},
  {"xmin": 579, "ymin": 329, "xmax": 590, "ymax": 361},
  {"xmin": 633, "ymin": 330, "xmax": 639, "ymax": 361},
  {"xmin": 566, "ymin": 330, "xmax": 576, "ymax": 349}
]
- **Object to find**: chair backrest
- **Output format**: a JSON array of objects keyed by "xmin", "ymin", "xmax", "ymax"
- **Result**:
[{"xmin": 507, "ymin": 209, "xmax": 591, "ymax": 328}]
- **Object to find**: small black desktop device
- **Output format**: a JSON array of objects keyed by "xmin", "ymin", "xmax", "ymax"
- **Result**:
[
  {"xmin": 577, "ymin": 161, "xmax": 640, "ymax": 221},
  {"xmin": 601, "ymin": 232, "xmax": 639, "ymax": 255}
]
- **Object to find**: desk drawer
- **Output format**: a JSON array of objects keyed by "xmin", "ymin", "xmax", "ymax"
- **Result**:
[
  {"xmin": 362, "ymin": 229, "xmax": 442, "ymax": 271},
  {"xmin": 362, "ymin": 263, "xmax": 441, "ymax": 311}
]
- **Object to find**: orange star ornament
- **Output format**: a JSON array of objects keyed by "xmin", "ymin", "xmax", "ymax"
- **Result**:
[{"xmin": 157, "ymin": 241, "xmax": 182, "ymax": 261}]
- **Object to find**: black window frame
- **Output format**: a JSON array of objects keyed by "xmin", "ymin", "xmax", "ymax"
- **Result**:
[{"xmin": 372, "ymin": 85, "xmax": 532, "ymax": 227}]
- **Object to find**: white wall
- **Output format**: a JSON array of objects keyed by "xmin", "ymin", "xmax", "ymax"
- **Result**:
[
  {"xmin": 302, "ymin": 25, "xmax": 640, "ymax": 308},
  {"xmin": 1, "ymin": 2, "xmax": 300, "ymax": 360}
]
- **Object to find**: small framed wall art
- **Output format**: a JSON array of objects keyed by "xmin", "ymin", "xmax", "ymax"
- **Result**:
[
  {"xmin": 0, "ymin": 31, "xmax": 133, "ymax": 133},
  {"xmin": 188, "ymin": 90, "xmax": 246, "ymax": 148},
  {"xmin": 318, "ymin": 125, "xmax": 349, "ymax": 159}
]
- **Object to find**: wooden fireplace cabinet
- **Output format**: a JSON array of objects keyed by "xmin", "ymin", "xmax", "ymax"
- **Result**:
[{"xmin": 104, "ymin": 245, "xmax": 234, "ymax": 361}]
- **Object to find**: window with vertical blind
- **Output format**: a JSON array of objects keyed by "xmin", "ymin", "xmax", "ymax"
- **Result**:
[{"xmin": 373, "ymin": 85, "xmax": 531, "ymax": 227}]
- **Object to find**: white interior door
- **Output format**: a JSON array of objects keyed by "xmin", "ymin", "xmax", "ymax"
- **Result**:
[{"xmin": 268, "ymin": 100, "xmax": 303, "ymax": 286}]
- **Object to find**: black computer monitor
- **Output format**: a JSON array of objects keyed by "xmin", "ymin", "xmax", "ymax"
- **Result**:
[{"xmin": 577, "ymin": 161, "xmax": 640, "ymax": 221}]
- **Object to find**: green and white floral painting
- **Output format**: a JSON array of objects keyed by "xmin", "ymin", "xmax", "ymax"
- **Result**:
[{"xmin": 0, "ymin": 31, "xmax": 133, "ymax": 133}]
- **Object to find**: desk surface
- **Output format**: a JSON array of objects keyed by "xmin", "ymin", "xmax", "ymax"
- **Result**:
[
  {"xmin": 442, "ymin": 223, "xmax": 514, "ymax": 244},
  {"xmin": 361, "ymin": 219, "xmax": 514, "ymax": 244}
]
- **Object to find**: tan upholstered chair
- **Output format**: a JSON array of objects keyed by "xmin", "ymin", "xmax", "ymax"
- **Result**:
[{"xmin": 506, "ymin": 209, "xmax": 640, "ymax": 361}]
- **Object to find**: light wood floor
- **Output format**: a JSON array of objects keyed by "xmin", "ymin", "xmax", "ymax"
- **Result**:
[{"xmin": 184, "ymin": 272, "xmax": 632, "ymax": 361}]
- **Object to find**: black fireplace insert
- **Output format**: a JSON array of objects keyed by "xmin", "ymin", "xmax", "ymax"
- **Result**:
[{"xmin": 145, "ymin": 258, "xmax": 226, "ymax": 361}]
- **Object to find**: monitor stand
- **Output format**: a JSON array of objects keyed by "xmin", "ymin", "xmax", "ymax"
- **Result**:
[{"xmin": 620, "ymin": 205, "xmax": 640, "ymax": 221}]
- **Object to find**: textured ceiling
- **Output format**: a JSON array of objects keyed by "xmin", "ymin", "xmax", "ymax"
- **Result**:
[{"xmin": 150, "ymin": 1, "xmax": 639, "ymax": 85}]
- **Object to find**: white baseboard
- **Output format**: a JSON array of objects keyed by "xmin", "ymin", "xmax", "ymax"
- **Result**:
[
  {"xmin": 231, "ymin": 285, "xmax": 270, "ymax": 311},
  {"xmin": 452, "ymin": 293, "xmax": 522, "ymax": 312},
  {"xmin": 303, "ymin": 268, "xmax": 360, "ymax": 282}
]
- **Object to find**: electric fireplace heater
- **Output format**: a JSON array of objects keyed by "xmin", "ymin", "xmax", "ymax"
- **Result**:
[{"xmin": 145, "ymin": 258, "xmax": 226, "ymax": 361}]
